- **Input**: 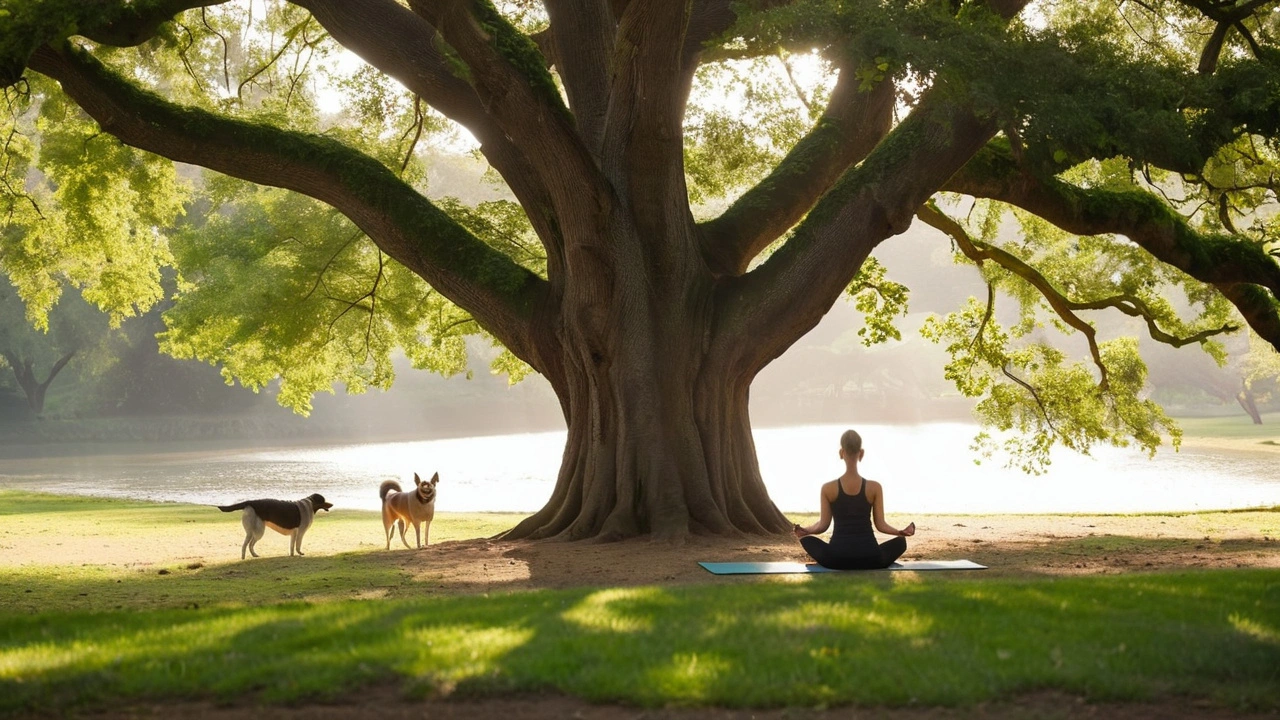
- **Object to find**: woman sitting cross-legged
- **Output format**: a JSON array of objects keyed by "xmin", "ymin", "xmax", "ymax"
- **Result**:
[{"xmin": 792, "ymin": 429, "xmax": 915, "ymax": 570}]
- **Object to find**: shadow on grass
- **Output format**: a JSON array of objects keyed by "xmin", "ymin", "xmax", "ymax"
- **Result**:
[{"xmin": 2, "ymin": 566, "xmax": 1277, "ymax": 716}]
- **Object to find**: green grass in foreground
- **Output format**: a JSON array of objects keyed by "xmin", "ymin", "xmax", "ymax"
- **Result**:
[
  {"xmin": 1, "ymin": 492, "xmax": 1278, "ymax": 714},
  {"xmin": 2, "ymin": 571, "xmax": 1278, "ymax": 714}
]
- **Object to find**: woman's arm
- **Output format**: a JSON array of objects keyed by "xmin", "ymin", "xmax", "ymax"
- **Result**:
[
  {"xmin": 869, "ymin": 481, "xmax": 915, "ymax": 537},
  {"xmin": 793, "ymin": 485, "xmax": 833, "ymax": 537}
]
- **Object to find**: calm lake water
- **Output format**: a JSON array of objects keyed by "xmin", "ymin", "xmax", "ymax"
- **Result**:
[{"xmin": 0, "ymin": 423, "xmax": 1276, "ymax": 514}]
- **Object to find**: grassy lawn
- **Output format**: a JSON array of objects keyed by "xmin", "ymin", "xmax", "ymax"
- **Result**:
[
  {"xmin": 0, "ymin": 492, "xmax": 1277, "ymax": 716},
  {"xmin": 1176, "ymin": 412, "xmax": 1280, "ymax": 441}
]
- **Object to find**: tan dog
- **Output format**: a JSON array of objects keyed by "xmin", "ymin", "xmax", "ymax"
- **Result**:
[{"xmin": 380, "ymin": 472, "xmax": 438, "ymax": 549}]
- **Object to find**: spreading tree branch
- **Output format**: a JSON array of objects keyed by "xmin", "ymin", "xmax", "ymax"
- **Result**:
[
  {"xmin": 917, "ymin": 202, "xmax": 1241, "ymax": 389},
  {"xmin": 405, "ymin": 0, "xmax": 611, "ymax": 221},
  {"xmin": 293, "ymin": 0, "xmax": 569, "ymax": 284},
  {"xmin": 724, "ymin": 93, "xmax": 999, "ymax": 376},
  {"xmin": 698, "ymin": 63, "xmax": 895, "ymax": 276},
  {"xmin": 543, "ymin": 0, "xmax": 614, "ymax": 152},
  {"xmin": 945, "ymin": 143, "xmax": 1280, "ymax": 351},
  {"xmin": 27, "ymin": 41, "xmax": 550, "ymax": 368},
  {"xmin": 0, "ymin": 0, "xmax": 232, "ymax": 86},
  {"xmin": 918, "ymin": 202, "xmax": 1111, "ymax": 389}
]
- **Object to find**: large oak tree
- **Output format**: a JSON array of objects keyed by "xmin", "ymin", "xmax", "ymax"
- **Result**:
[{"xmin": 1, "ymin": 0, "xmax": 1278, "ymax": 540}]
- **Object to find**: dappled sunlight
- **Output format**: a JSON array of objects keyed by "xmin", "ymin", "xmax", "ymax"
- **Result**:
[
  {"xmin": 769, "ymin": 600, "xmax": 934, "ymax": 638},
  {"xmin": 890, "ymin": 571, "xmax": 925, "ymax": 586},
  {"xmin": 560, "ymin": 587, "xmax": 668, "ymax": 634},
  {"xmin": 1228, "ymin": 613, "xmax": 1278, "ymax": 645},
  {"xmin": 643, "ymin": 651, "xmax": 734, "ymax": 700},
  {"xmin": 767, "ymin": 573, "xmax": 815, "ymax": 584},
  {"xmin": 342, "ymin": 588, "xmax": 393, "ymax": 601},
  {"xmin": 397, "ymin": 625, "xmax": 534, "ymax": 683},
  {"xmin": 0, "ymin": 604, "xmax": 352, "ymax": 679},
  {"xmin": 1, "ymin": 571, "xmax": 1278, "ymax": 712}
]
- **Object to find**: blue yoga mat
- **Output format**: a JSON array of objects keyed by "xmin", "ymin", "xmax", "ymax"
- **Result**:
[{"xmin": 698, "ymin": 560, "xmax": 987, "ymax": 574}]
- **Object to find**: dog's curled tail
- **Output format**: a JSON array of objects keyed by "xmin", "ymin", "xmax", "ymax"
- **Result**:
[
  {"xmin": 217, "ymin": 501, "xmax": 250, "ymax": 513},
  {"xmin": 379, "ymin": 480, "xmax": 402, "ymax": 500}
]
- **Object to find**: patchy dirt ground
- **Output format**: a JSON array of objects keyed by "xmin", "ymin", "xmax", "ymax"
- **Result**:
[{"xmin": 5, "ymin": 507, "xmax": 1277, "ymax": 592}]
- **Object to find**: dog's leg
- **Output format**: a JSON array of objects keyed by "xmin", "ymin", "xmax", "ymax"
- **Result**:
[
  {"xmin": 398, "ymin": 519, "xmax": 412, "ymax": 549},
  {"xmin": 242, "ymin": 509, "xmax": 265, "ymax": 559},
  {"xmin": 413, "ymin": 521, "xmax": 423, "ymax": 549},
  {"xmin": 382, "ymin": 504, "xmax": 396, "ymax": 550},
  {"xmin": 248, "ymin": 522, "xmax": 263, "ymax": 557},
  {"xmin": 423, "ymin": 521, "xmax": 430, "ymax": 547}
]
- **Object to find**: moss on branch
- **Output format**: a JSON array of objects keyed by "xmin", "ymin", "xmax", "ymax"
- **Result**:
[
  {"xmin": 0, "ymin": 0, "xmax": 219, "ymax": 86},
  {"xmin": 40, "ymin": 41, "xmax": 543, "ymax": 321},
  {"xmin": 953, "ymin": 143, "xmax": 1280, "ymax": 297}
]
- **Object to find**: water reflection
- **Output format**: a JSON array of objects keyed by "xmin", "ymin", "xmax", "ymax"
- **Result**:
[{"xmin": 0, "ymin": 423, "xmax": 1275, "ymax": 514}]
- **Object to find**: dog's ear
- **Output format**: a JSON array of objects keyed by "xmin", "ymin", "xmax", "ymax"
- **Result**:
[
  {"xmin": 430, "ymin": 472, "xmax": 439, "ymax": 486},
  {"xmin": 414, "ymin": 472, "xmax": 422, "ymax": 486}
]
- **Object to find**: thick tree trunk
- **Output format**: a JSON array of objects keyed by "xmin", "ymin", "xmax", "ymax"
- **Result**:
[
  {"xmin": 7, "ymin": 352, "xmax": 74, "ymax": 418},
  {"xmin": 503, "ymin": 346, "xmax": 791, "ymax": 541},
  {"xmin": 504, "ymin": 220, "xmax": 793, "ymax": 542},
  {"xmin": 1236, "ymin": 387, "xmax": 1264, "ymax": 425},
  {"xmin": 13, "ymin": 364, "xmax": 48, "ymax": 416}
]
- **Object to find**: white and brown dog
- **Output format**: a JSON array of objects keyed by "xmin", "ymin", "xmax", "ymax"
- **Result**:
[
  {"xmin": 217, "ymin": 494, "xmax": 333, "ymax": 559},
  {"xmin": 380, "ymin": 472, "xmax": 438, "ymax": 549}
]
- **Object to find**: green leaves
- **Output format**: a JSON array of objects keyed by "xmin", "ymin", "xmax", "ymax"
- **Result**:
[
  {"xmin": 918, "ymin": 195, "xmax": 1234, "ymax": 472},
  {"xmin": 852, "ymin": 56, "xmax": 891, "ymax": 91},
  {"xmin": 163, "ymin": 186, "xmax": 425, "ymax": 415},
  {"xmin": 684, "ymin": 56, "xmax": 821, "ymax": 207},
  {"xmin": 0, "ymin": 75, "xmax": 182, "ymax": 330},
  {"xmin": 160, "ymin": 182, "xmax": 544, "ymax": 415},
  {"xmin": 923, "ymin": 300, "xmax": 1180, "ymax": 474},
  {"xmin": 845, "ymin": 256, "xmax": 908, "ymax": 346}
]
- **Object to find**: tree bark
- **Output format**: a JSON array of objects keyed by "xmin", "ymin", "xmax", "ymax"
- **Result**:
[
  {"xmin": 1236, "ymin": 387, "xmax": 1264, "ymax": 425},
  {"xmin": 504, "ymin": 288, "xmax": 791, "ymax": 541},
  {"xmin": 4, "ymin": 351, "xmax": 75, "ymax": 417}
]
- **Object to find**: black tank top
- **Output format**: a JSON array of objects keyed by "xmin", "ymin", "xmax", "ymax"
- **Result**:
[{"xmin": 830, "ymin": 476, "xmax": 874, "ymax": 542}]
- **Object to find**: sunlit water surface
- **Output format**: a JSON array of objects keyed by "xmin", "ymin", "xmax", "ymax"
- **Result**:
[{"xmin": 1, "ymin": 423, "xmax": 1275, "ymax": 514}]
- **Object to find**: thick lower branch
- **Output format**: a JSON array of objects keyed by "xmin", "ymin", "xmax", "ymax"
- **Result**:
[
  {"xmin": 917, "ymin": 202, "xmax": 1239, "ymax": 385},
  {"xmin": 726, "ymin": 96, "xmax": 998, "ymax": 375},
  {"xmin": 0, "ymin": 0, "xmax": 230, "ymax": 86},
  {"xmin": 945, "ymin": 143, "xmax": 1280, "ymax": 351},
  {"xmin": 30, "ymin": 42, "xmax": 551, "ymax": 367},
  {"xmin": 295, "ymin": 0, "xmax": 566, "ymax": 282},
  {"xmin": 698, "ymin": 68, "xmax": 895, "ymax": 276},
  {"xmin": 405, "ymin": 0, "xmax": 614, "ymax": 233}
]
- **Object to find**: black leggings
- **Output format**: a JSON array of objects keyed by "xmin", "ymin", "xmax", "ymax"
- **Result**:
[{"xmin": 800, "ymin": 535, "xmax": 907, "ymax": 570}]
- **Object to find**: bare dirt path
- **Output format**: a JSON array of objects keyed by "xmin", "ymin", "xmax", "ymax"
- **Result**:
[{"xmin": 4, "ymin": 508, "xmax": 1276, "ymax": 592}]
